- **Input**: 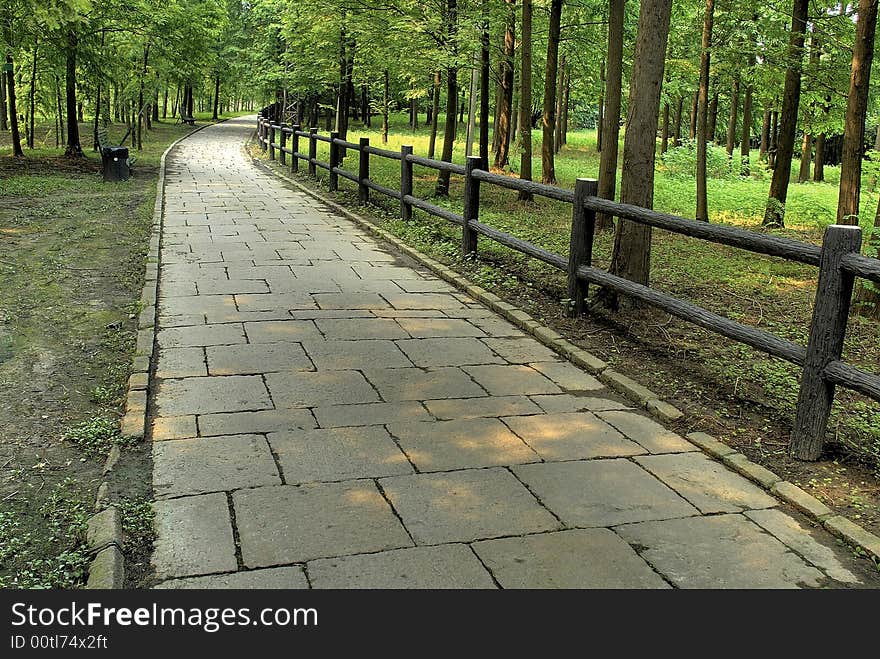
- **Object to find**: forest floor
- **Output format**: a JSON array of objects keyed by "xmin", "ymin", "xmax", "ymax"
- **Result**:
[
  {"xmin": 0, "ymin": 114, "xmax": 237, "ymax": 588},
  {"xmin": 258, "ymin": 113, "xmax": 880, "ymax": 549}
]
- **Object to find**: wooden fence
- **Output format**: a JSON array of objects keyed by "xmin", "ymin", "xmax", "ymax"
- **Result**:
[{"xmin": 256, "ymin": 106, "xmax": 880, "ymax": 461}]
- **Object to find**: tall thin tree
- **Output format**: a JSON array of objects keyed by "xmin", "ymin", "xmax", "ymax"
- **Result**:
[
  {"xmin": 696, "ymin": 0, "xmax": 715, "ymax": 222},
  {"xmin": 541, "ymin": 0, "xmax": 563, "ymax": 184},
  {"xmin": 597, "ymin": 0, "xmax": 625, "ymax": 230}
]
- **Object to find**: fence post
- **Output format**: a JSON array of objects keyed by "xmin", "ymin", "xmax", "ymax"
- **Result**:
[
  {"xmin": 269, "ymin": 124, "xmax": 276, "ymax": 160},
  {"xmin": 279, "ymin": 126, "xmax": 287, "ymax": 166},
  {"xmin": 358, "ymin": 137, "xmax": 370, "ymax": 205},
  {"xmin": 462, "ymin": 156, "xmax": 483, "ymax": 256},
  {"xmin": 329, "ymin": 131, "xmax": 340, "ymax": 191},
  {"xmin": 260, "ymin": 119, "xmax": 267, "ymax": 151},
  {"xmin": 790, "ymin": 224, "xmax": 862, "ymax": 460},
  {"xmin": 291, "ymin": 125, "xmax": 300, "ymax": 173},
  {"xmin": 400, "ymin": 145, "xmax": 413, "ymax": 220},
  {"xmin": 568, "ymin": 178, "xmax": 599, "ymax": 317},
  {"xmin": 308, "ymin": 128, "xmax": 317, "ymax": 178}
]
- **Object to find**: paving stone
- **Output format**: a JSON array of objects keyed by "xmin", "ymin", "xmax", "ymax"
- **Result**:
[
  {"xmin": 155, "ymin": 347, "xmax": 208, "ymax": 379},
  {"xmin": 463, "ymin": 365, "xmax": 561, "ymax": 396},
  {"xmin": 530, "ymin": 393, "xmax": 631, "ymax": 413},
  {"xmin": 233, "ymin": 482, "xmax": 412, "ymax": 566},
  {"xmin": 482, "ymin": 337, "xmax": 558, "ymax": 363},
  {"xmin": 315, "ymin": 317, "xmax": 410, "ymax": 340},
  {"xmin": 153, "ymin": 435, "xmax": 280, "ymax": 497},
  {"xmin": 383, "ymin": 292, "xmax": 465, "ymax": 310},
  {"xmin": 308, "ymin": 545, "xmax": 495, "ymax": 589},
  {"xmin": 394, "ymin": 317, "xmax": 486, "ymax": 338},
  {"xmin": 156, "ymin": 566, "xmax": 309, "ymax": 590},
  {"xmin": 160, "ymin": 314, "xmax": 205, "ymax": 328},
  {"xmin": 235, "ymin": 293, "xmax": 316, "ymax": 312},
  {"xmin": 615, "ymin": 514, "xmax": 825, "ymax": 589},
  {"xmin": 243, "ymin": 319, "xmax": 322, "ymax": 343},
  {"xmin": 392, "ymin": 279, "xmax": 457, "ymax": 294},
  {"xmin": 198, "ymin": 409, "xmax": 316, "ymax": 436},
  {"xmin": 205, "ymin": 308, "xmax": 294, "ymax": 324},
  {"xmin": 364, "ymin": 367, "xmax": 487, "ymax": 401},
  {"xmin": 600, "ymin": 369, "xmax": 656, "ymax": 404},
  {"xmin": 388, "ymin": 418, "xmax": 539, "ymax": 471},
  {"xmin": 396, "ymin": 338, "xmax": 504, "ymax": 367},
  {"xmin": 312, "ymin": 401, "xmax": 432, "ymax": 428},
  {"xmin": 379, "ymin": 468, "xmax": 560, "ymax": 544},
  {"xmin": 686, "ymin": 431, "xmax": 736, "ymax": 458},
  {"xmin": 503, "ymin": 412, "xmax": 645, "ymax": 461},
  {"xmin": 196, "ymin": 279, "xmax": 271, "ymax": 295},
  {"xmin": 301, "ymin": 339, "xmax": 412, "ymax": 370},
  {"xmin": 152, "ymin": 415, "xmax": 198, "ymax": 441},
  {"xmin": 473, "ymin": 529, "xmax": 669, "ymax": 589},
  {"xmin": 528, "ymin": 361, "xmax": 604, "ymax": 392},
  {"xmin": 513, "ymin": 460, "xmax": 697, "ymax": 527},
  {"xmin": 636, "ymin": 452, "xmax": 778, "ymax": 514},
  {"xmin": 157, "ymin": 323, "xmax": 246, "ymax": 348},
  {"xmin": 152, "ymin": 493, "xmax": 237, "ymax": 579},
  {"xmin": 722, "ymin": 453, "xmax": 782, "ymax": 488},
  {"xmin": 156, "ymin": 375, "xmax": 272, "ymax": 416},
  {"xmin": 597, "ymin": 410, "xmax": 696, "ymax": 454},
  {"xmin": 745, "ymin": 509, "xmax": 860, "ymax": 584},
  {"xmin": 265, "ymin": 370, "xmax": 380, "ymax": 408},
  {"xmin": 268, "ymin": 426, "xmax": 412, "ymax": 483},
  {"xmin": 467, "ymin": 316, "xmax": 524, "ymax": 337},
  {"xmin": 425, "ymin": 396, "xmax": 542, "ymax": 420},
  {"xmin": 206, "ymin": 342, "xmax": 314, "ymax": 375},
  {"xmin": 313, "ymin": 292, "xmax": 391, "ymax": 309}
]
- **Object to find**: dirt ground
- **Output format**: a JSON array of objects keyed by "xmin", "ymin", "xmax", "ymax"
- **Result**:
[{"xmin": 0, "ymin": 154, "xmax": 154, "ymax": 587}]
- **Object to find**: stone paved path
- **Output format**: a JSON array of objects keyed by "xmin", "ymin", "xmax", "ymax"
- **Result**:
[{"xmin": 149, "ymin": 116, "xmax": 871, "ymax": 589}]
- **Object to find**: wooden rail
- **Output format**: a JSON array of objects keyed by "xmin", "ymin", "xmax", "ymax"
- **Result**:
[{"xmin": 256, "ymin": 107, "xmax": 880, "ymax": 461}]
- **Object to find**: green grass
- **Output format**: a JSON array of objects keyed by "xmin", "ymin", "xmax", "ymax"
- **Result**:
[{"xmin": 265, "ymin": 111, "xmax": 880, "ymax": 472}]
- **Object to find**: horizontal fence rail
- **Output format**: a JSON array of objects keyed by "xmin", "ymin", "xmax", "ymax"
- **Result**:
[{"xmin": 256, "ymin": 106, "xmax": 880, "ymax": 461}]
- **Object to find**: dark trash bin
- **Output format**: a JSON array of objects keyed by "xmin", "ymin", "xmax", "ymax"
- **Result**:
[{"xmin": 101, "ymin": 146, "xmax": 130, "ymax": 182}]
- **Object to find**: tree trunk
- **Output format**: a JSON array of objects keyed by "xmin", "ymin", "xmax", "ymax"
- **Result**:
[
  {"xmin": 741, "ymin": 54, "xmax": 754, "ymax": 175},
  {"xmin": 56, "ymin": 74, "xmax": 64, "ymax": 145},
  {"xmin": 212, "ymin": 76, "xmax": 220, "ymax": 120},
  {"xmin": 480, "ymin": 0, "xmax": 491, "ymax": 163},
  {"xmin": 436, "ymin": 0, "xmax": 458, "ymax": 196},
  {"xmin": 494, "ymin": 0, "xmax": 516, "ymax": 168},
  {"xmin": 597, "ymin": 59, "xmax": 605, "ymax": 152},
  {"xmin": 429, "ymin": 71, "xmax": 441, "ymax": 158},
  {"xmin": 518, "ymin": 0, "xmax": 533, "ymax": 200},
  {"xmin": 798, "ymin": 132, "xmax": 812, "ymax": 182},
  {"xmin": 853, "ymin": 196, "xmax": 880, "ymax": 316},
  {"xmin": 764, "ymin": 0, "xmax": 809, "ymax": 226},
  {"xmin": 875, "ymin": 124, "xmax": 880, "ymax": 151},
  {"xmin": 660, "ymin": 102, "xmax": 669, "ymax": 153},
  {"xmin": 466, "ymin": 57, "xmax": 478, "ymax": 155},
  {"xmin": 725, "ymin": 77, "xmax": 739, "ymax": 159},
  {"xmin": 382, "ymin": 69, "xmax": 389, "ymax": 143},
  {"xmin": 561, "ymin": 65, "xmax": 570, "ymax": 144},
  {"xmin": 813, "ymin": 133, "xmax": 825, "ymax": 181},
  {"xmin": 769, "ymin": 108, "xmax": 778, "ymax": 168},
  {"xmin": 6, "ymin": 56, "xmax": 23, "ymax": 157},
  {"xmin": 336, "ymin": 25, "xmax": 350, "ymax": 140},
  {"xmin": 554, "ymin": 56, "xmax": 565, "ymax": 154},
  {"xmin": 137, "ymin": 43, "xmax": 149, "ymax": 151},
  {"xmin": 541, "ymin": 0, "xmax": 563, "ymax": 184},
  {"xmin": 28, "ymin": 43, "xmax": 37, "ymax": 149},
  {"xmin": 162, "ymin": 85, "xmax": 168, "ymax": 119},
  {"xmin": 64, "ymin": 31, "xmax": 82, "ymax": 158},
  {"xmin": 0, "ymin": 70, "xmax": 7, "ymax": 131},
  {"xmin": 689, "ymin": 89, "xmax": 698, "ymax": 140},
  {"xmin": 759, "ymin": 107, "xmax": 770, "ymax": 160},
  {"xmin": 707, "ymin": 92, "xmax": 718, "ymax": 142},
  {"xmin": 672, "ymin": 95, "xmax": 683, "ymax": 146},
  {"xmin": 836, "ymin": 0, "xmax": 878, "ymax": 225},
  {"xmin": 362, "ymin": 84, "xmax": 369, "ymax": 126},
  {"xmin": 597, "ymin": 0, "xmax": 625, "ymax": 229},
  {"xmin": 607, "ymin": 0, "xmax": 673, "ymax": 299},
  {"xmin": 696, "ymin": 0, "xmax": 715, "ymax": 223}
]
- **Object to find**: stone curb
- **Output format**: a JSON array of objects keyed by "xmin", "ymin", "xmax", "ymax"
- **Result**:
[
  {"xmin": 255, "ymin": 148, "xmax": 880, "ymax": 568},
  {"xmin": 86, "ymin": 119, "xmax": 221, "ymax": 590}
]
